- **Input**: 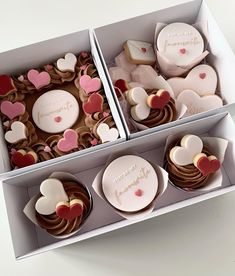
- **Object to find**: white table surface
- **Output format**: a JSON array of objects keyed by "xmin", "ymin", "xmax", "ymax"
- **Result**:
[{"xmin": 1, "ymin": 0, "xmax": 235, "ymax": 275}]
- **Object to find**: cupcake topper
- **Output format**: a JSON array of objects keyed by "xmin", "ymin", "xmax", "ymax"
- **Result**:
[{"xmin": 56, "ymin": 199, "xmax": 84, "ymax": 221}]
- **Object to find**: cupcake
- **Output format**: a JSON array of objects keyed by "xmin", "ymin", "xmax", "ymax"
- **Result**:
[
  {"xmin": 164, "ymin": 134, "xmax": 221, "ymax": 191},
  {"xmin": 126, "ymin": 87, "xmax": 177, "ymax": 128},
  {"xmin": 25, "ymin": 174, "xmax": 92, "ymax": 237}
]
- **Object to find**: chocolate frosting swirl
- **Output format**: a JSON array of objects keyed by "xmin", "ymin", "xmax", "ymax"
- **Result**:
[
  {"xmin": 140, "ymin": 89, "xmax": 177, "ymax": 128},
  {"xmin": 164, "ymin": 139, "xmax": 212, "ymax": 190},
  {"xmin": 36, "ymin": 181, "xmax": 92, "ymax": 236}
]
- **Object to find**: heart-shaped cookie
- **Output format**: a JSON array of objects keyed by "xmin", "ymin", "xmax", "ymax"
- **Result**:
[
  {"xmin": 97, "ymin": 123, "xmax": 119, "ymax": 143},
  {"xmin": 11, "ymin": 149, "xmax": 38, "ymax": 168},
  {"xmin": 83, "ymin": 93, "xmax": 103, "ymax": 114},
  {"xmin": 126, "ymin": 87, "xmax": 150, "ymax": 121},
  {"xmin": 35, "ymin": 178, "xmax": 69, "ymax": 215},
  {"xmin": 0, "ymin": 100, "xmax": 25, "ymax": 120},
  {"xmin": 0, "ymin": 75, "xmax": 16, "ymax": 97},
  {"xmin": 56, "ymin": 199, "xmax": 83, "ymax": 220},
  {"xmin": 5, "ymin": 121, "xmax": 27, "ymax": 144},
  {"xmin": 57, "ymin": 129, "xmax": 78, "ymax": 152},
  {"xmin": 177, "ymin": 89, "xmax": 223, "ymax": 117},
  {"xmin": 27, "ymin": 69, "xmax": 51, "ymax": 89},
  {"xmin": 170, "ymin": 134, "xmax": 203, "ymax": 166},
  {"xmin": 79, "ymin": 75, "xmax": 102, "ymax": 94},
  {"xmin": 147, "ymin": 89, "xmax": 170, "ymax": 110},
  {"xmin": 193, "ymin": 153, "xmax": 221, "ymax": 176},
  {"xmin": 56, "ymin": 53, "xmax": 77, "ymax": 73},
  {"xmin": 167, "ymin": 64, "xmax": 217, "ymax": 97}
]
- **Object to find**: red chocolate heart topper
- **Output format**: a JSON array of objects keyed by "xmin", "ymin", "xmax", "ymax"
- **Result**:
[
  {"xmin": 83, "ymin": 93, "xmax": 103, "ymax": 114},
  {"xmin": 196, "ymin": 155, "xmax": 221, "ymax": 176},
  {"xmin": 114, "ymin": 79, "xmax": 129, "ymax": 93},
  {"xmin": 148, "ymin": 90, "xmax": 170, "ymax": 110},
  {"xmin": 56, "ymin": 199, "xmax": 83, "ymax": 221},
  {"xmin": 0, "ymin": 75, "xmax": 16, "ymax": 97},
  {"xmin": 11, "ymin": 150, "xmax": 37, "ymax": 168}
]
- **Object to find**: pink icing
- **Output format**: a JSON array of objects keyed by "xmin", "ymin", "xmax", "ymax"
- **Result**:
[
  {"xmin": 79, "ymin": 75, "xmax": 101, "ymax": 94},
  {"xmin": 0, "ymin": 101, "xmax": 25, "ymax": 120},
  {"xmin": 27, "ymin": 69, "xmax": 51, "ymax": 89},
  {"xmin": 57, "ymin": 129, "xmax": 78, "ymax": 152}
]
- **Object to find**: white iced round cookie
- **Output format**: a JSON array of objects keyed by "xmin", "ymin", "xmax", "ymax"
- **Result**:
[
  {"xmin": 102, "ymin": 155, "xmax": 158, "ymax": 212},
  {"xmin": 157, "ymin": 22, "xmax": 204, "ymax": 66},
  {"xmin": 32, "ymin": 90, "xmax": 79, "ymax": 134}
]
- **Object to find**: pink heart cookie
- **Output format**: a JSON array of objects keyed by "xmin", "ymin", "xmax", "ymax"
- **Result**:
[
  {"xmin": 177, "ymin": 89, "xmax": 223, "ymax": 117},
  {"xmin": 0, "ymin": 101, "xmax": 25, "ymax": 120},
  {"xmin": 79, "ymin": 75, "xmax": 102, "ymax": 94},
  {"xmin": 57, "ymin": 129, "xmax": 78, "ymax": 152},
  {"xmin": 167, "ymin": 65, "xmax": 217, "ymax": 98},
  {"xmin": 27, "ymin": 69, "xmax": 51, "ymax": 89}
]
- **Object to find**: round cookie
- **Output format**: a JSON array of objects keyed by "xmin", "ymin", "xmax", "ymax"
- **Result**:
[
  {"xmin": 32, "ymin": 90, "xmax": 79, "ymax": 134},
  {"xmin": 102, "ymin": 155, "xmax": 158, "ymax": 212},
  {"xmin": 157, "ymin": 22, "xmax": 204, "ymax": 66}
]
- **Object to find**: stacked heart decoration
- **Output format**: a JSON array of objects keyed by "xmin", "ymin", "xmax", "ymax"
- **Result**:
[
  {"xmin": 35, "ymin": 178, "xmax": 84, "ymax": 221},
  {"xmin": 169, "ymin": 134, "xmax": 221, "ymax": 176}
]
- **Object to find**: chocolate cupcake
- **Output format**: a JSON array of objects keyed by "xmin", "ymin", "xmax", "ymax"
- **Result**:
[
  {"xmin": 164, "ymin": 134, "xmax": 221, "ymax": 191},
  {"xmin": 25, "ymin": 176, "xmax": 92, "ymax": 237}
]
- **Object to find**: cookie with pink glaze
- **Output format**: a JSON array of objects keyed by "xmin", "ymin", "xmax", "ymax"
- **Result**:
[{"xmin": 102, "ymin": 155, "xmax": 158, "ymax": 212}]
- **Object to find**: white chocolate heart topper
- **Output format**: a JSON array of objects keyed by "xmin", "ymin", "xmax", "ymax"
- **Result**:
[
  {"xmin": 170, "ymin": 134, "xmax": 203, "ymax": 166},
  {"xmin": 167, "ymin": 64, "xmax": 217, "ymax": 98},
  {"xmin": 177, "ymin": 90, "xmax": 223, "ymax": 117},
  {"xmin": 35, "ymin": 178, "xmax": 69, "ymax": 215},
  {"xmin": 5, "ymin": 121, "xmax": 27, "ymax": 144},
  {"xmin": 56, "ymin": 53, "xmax": 77, "ymax": 73},
  {"xmin": 157, "ymin": 22, "xmax": 204, "ymax": 67},
  {"xmin": 97, "ymin": 123, "xmax": 119, "ymax": 143}
]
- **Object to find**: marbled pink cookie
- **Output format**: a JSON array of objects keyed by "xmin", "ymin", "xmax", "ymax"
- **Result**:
[
  {"xmin": 167, "ymin": 64, "xmax": 217, "ymax": 98},
  {"xmin": 0, "ymin": 101, "xmax": 25, "ymax": 120},
  {"xmin": 109, "ymin": 67, "xmax": 131, "ymax": 82},
  {"xmin": 102, "ymin": 155, "xmax": 158, "ymax": 212},
  {"xmin": 131, "ymin": 65, "xmax": 174, "ymax": 96},
  {"xmin": 177, "ymin": 89, "xmax": 223, "ymax": 117},
  {"xmin": 115, "ymin": 51, "xmax": 137, "ymax": 72}
]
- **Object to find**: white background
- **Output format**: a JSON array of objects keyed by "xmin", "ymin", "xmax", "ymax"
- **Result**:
[{"xmin": 1, "ymin": 0, "xmax": 235, "ymax": 275}]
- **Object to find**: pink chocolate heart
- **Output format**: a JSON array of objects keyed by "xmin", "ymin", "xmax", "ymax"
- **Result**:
[
  {"xmin": 54, "ymin": 116, "xmax": 62, "ymax": 123},
  {"xmin": 0, "ymin": 101, "xmax": 25, "ymax": 120},
  {"xmin": 79, "ymin": 75, "xmax": 101, "ymax": 94},
  {"xmin": 199, "ymin": 73, "xmax": 206, "ymax": 79},
  {"xmin": 27, "ymin": 69, "xmax": 51, "ymax": 89},
  {"xmin": 57, "ymin": 129, "xmax": 78, "ymax": 152}
]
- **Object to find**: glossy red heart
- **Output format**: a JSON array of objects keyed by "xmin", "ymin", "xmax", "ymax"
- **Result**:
[
  {"xmin": 199, "ymin": 73, "xmax": 206, "ymax": 79},
  {"xmin": 83, "ymin": 93, "xmax": 103, "ymax": 114},
  {"xmin": 135, "ymin": 189, "xmax": 143, "ymax": 197},
  {"xmin": 114, "ymin": 79, "xmax": 129, "ymax": 93},
  {"xmin": 0, "ymin": 75, "xmax": 16, "ymax": 97},
  {"xmin": 196, "ymin": 156, "xmax": 221, "ymax": 176},
  {"xmin": 179, "ymin": 48, "xmax": 186, "ymax": 54},
  {"xmin": 56, "ymin": 200, "xmax": 83, "ymax": 221},
  {"xmin": 11, "ymin": 151, "xmax": 36, "ymax": 168},
  {"xmin": 149, "ymin": 90, "xmax": 170, "ymax": 110},
  {"xmin": 141, "ymin": 47, "xmax": 147, "ymax": 53}
]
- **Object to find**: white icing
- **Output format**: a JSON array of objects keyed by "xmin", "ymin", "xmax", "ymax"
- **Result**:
[
  {"xmin": 32, "ymin": 90, "xmax": 79, "ymax": 134},
  {"xmin": 102, "ymin": 155, "xmax": 158, "ymax": 212}
]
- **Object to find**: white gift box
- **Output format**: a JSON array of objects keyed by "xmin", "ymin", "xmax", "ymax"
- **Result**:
[
  {"xmin": 0, "ymin": 29, "xmax": 126, "ymax": 179},
  {"xmin": 3, "ymin": 111, "xmax": 235, "ymax": 259},
  {"xmin": 93, "ymin": 0, "xmax": 235, "ymax": 139}
]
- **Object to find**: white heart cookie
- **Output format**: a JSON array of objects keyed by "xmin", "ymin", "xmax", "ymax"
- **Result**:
[
  {"xmin": 97, "ymin": 123, "xmax": 119, "ymax": 143},
  {"xmin": 126, "ymin": 87, "xmax": 150, "ymax": 121},
  {"xmin": 170, "ymin": 134, "xmax": 203, "ymax": 166},
  {"xmin": 56, "ymin": 53, "xmax": 77, "ymax": 73},
  {"xmin": 177, "ymin": 89, "xmax": 223, "ymax": 117},
  {"xmin": 167, "ymin": 64, "xmax": 217, "ymax": 98},
  {"xmin": 5, "ymin": 121, "xmax": 27, "ymax": 144},
  {"xmin": 157, "ymin": 23, "xmax": 204, "ymax": 66},
  {"xmin": 35, "ymin": 178, "xmax": 69, "ymax": 215}
]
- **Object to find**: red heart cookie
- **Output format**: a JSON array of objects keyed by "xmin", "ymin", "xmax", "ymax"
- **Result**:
[
  {"xmin": 11, "ymin": 149, "xmax": 38, "ymax": 168},
  {"xmin": 114, "ymin": 79, "xmax": 129, "ymax": 93},
  {"xmin": 147, "ymin": 90, "xmax": 170, "ymax": 110},
  {"xmin": 0, "ymin": 75, "xmax": 17, "ymax": 97},
  {"xmin": 195, "ymin": 155, "xmax": 221, "ymax": 176},
  {"xmin": 83, "ymin": 93, "xmax": 103, "ymax": 114},
  {"xmin": 56, "ymin": 199, "xmax": 83, "ymax": 221}
]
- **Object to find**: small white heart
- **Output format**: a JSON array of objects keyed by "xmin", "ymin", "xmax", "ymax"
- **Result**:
[
  {"xmin": 97, "ymin": 123, "xmax": 119, "ymax": 143},
  {"xmin": 56, "ymin": 53, "xmax": 77, "ymax": 73},
  {"xmin": 5, "ymin": 121, "xmax": 27, "ymax": 143},
  {"xmin": 170, "ymin": 134, "xmax": 203, "ymax": 166},
  {"xmin": 35, "ymin": 178, "xmax": 68, "ymax": 215}
]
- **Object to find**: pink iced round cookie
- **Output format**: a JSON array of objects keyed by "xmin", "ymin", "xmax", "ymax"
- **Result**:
[
  {"xmin": 157, "ymin": 22, "xmax": 204, "ymax": 66},
  {"xmin": 102, "ymin": 155, "xmax": 158, "ymax": 212},
  {"xmin": 32, "ymin": 90, "xmax": 79, "ymax": 134}
]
